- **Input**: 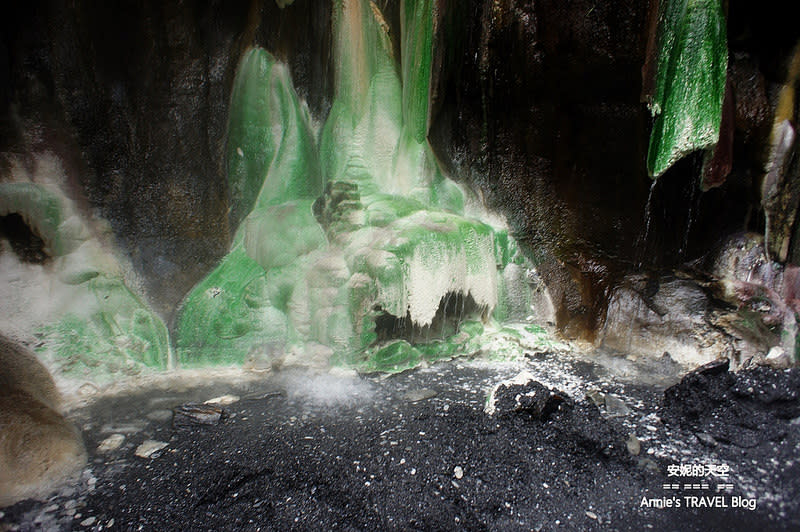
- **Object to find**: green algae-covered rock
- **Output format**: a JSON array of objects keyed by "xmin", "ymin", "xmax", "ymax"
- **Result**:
[
  {"xmin": 647, "ymin": 0, "xmax": 727, "ymax": 178},
  {"xmin": 176, "ymin": 247, "xmax": 275, "ymax": 365},
  {"xmin": 0, "ymin": 182, "xmax": 173, "ymax": 377},
  {"xmin": 175, "ymin": 1, "xmax": 543, "ymax": 372},
  {"xmin": 0, "ymin": 183, "xmax": 73, "ymax": 257},
  {"xmin": 41, "ymin": 276, "xmax": 171, "ymax": 375},
  {"xmin": 226, "ymin": 48, "xmax": 322, "ymax": 226}
]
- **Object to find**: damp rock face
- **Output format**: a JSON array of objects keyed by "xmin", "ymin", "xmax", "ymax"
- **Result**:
[
  {"xmin": 2, "ymin": 0, "xmax": 798, "ymax": 368},
  {"xmin": 600, "ymin": 275, "xmax": 738, "ymax": 367},
  {"xmin": 175, "ymin": 0, "xmax": 542, "ymax": 373},
  {"xmin": 0, "ymin": 336, "xmax": 86, "ymax": 507},
  {"xmin": 0, "ymin": 179, "xmax": 172, "ymax": 378}
]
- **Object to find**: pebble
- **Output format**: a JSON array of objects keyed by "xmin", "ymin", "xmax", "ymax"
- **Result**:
[
  {"xmin": 695, "ymin": 432, "xmax": 718, "ymax": 447},
  {"xmin": 604, "ymin": 394, "xmax": 631, "ymax": 417},
  {"xmin": 585, "ymin": 510, "xmax": 598, "ymax": 520},
  {"xmin": 454, "ymin": 465, "xmax": 464, "ymax": 479},
  {"xmin": 44, "ymin": 504, "xmax": 59, "ymax": 513},
  {"xmin": 80, "ymin": 516, "xmax": 96, "ymax": 527},
  {"xmin": 204, "ymin": 394, "xmax": 240, "ymax": 406},
  {"xmin": 134, "ymin": 439, "xmax": 169, "ymax": 458},
  {"xmin": 107, "ymin": 519, "xmax": 115, "ymax": 528},
  {"xmin": 403, "ymin": 388, "xmax": 437, "ymax": 402},
  {"xmin": 173, "ymin": 403, "xmax": 226, "ymax": 427},
  {"xmin": 626, "ymin": 434, "xmax": 641, "ymax": 456},
  {"xmin": 97, "ymin": 434, "xmax": 125, "ymax": 453}
]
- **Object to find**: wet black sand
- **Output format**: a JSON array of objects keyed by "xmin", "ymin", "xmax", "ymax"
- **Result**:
[{"xmin": 3, "ymin": 353, "xmax": 799, "ymax": 531}]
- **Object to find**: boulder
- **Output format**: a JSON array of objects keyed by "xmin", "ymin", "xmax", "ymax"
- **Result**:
[{"xmin": 0, "ymin": 336, "xmax": 86, "ymax": 507}]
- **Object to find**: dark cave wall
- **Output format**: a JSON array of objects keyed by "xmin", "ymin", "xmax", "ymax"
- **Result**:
[
  {"xmin": 0, "ymin": 0, "xmax": 332, "ymax": 317},
  {"xmin": 0, "ymin": 0, "xmax": 795, "ymax": 334}
]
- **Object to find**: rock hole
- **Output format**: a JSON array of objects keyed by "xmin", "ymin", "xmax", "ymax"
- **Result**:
[
  {"xmin": 373, "ymin": 292, "xmax": 486, "ymax": 344},
  {"xmin": 0, "ymin": 213, "xmax": 50, "ymax": 263}
]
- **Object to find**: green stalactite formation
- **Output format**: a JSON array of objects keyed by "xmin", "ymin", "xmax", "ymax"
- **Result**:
[
  {"xmin": 646, "ymin": 0, "xmax": 728, "ymax": 179},
  {"xmin": 175, "ymin": 1, "xmax": 545, "ymax": 373},
  {"xmin": 227, "ymin": 48, "xmax": 323, "ymax": 228}
]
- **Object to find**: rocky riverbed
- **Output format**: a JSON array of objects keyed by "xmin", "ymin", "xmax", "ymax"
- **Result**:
[{"xmin": 2, "ymin": 349, "xmax": 799, "ymax": 531}]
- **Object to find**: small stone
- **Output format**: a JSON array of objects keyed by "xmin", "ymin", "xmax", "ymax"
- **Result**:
[
  {"xmin": 585, "ymin": 511, "xmax": 598, "ymax": 520},
  {"xmin": 637, "ymin": 458, "xmax": 659, "ymax": 473},
  {"xmin": 626, "ymin": 434, "xmax": 641, "ymax": 456},
  {"xmin": 80, "ymin": 516, "xmax": 96, "ymax": 527},
  {"xmin": 604, "ymin": 394, "xmax": 630, "ymax": 417},
  {"xmin": 173, "ymin": 403, "xmax": 227, "ymax": 427},
  {"xmin": 765, "ymin": 346, "xmax": 792, "ymax": 369},
  {"xmin": 134, "ymin": 440, "xmax": 168, "ymax": 458},
  {"xmin": 453, "ymin": 465, "xmax": 464, "ymax": 479},
  {"xmin": 107, "ymin": 519, "xmax": 115, "ymax": 528},
  {"xmin": 97, "ymin": 434, "xmax": 125, "ymax": 453},
  {"xmin": 204, "ymin": 394, "xmax": 240, "ymax": 406},
  {"xmin": 695, "ymin": 432, "xmax": 718, "ymax": 447},
  {"xmin": 403, "ymin": 388, "xmax": 437, "ymax": 402},
  {"xmin": 44, "ymin": 504, "xmax": 58, "ymax": 513},
  {"xmin": 586, "ymin": 389, "xmax": 605, "ymax": 408}
]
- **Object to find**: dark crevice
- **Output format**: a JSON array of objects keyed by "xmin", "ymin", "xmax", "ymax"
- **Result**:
[
  {"xmin": 0, "ymin": 212, "xmax": 49, "ymax": 263},
  {"xmin": 373, "ymin": 291, "xmax": 487, "ymax": 345}
]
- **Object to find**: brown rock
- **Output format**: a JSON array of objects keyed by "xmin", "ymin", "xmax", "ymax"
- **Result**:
[{"xmin": 0, "ymin": 336, "xmax": 86, "ymax": 507}]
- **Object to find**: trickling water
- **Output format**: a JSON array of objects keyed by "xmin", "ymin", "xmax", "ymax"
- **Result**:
[
  {"xmin": 635, "ymin": 179, "xmax": 658, "ymax": 270},
  {"xmin": 678, "ymin": 165, "xmax": 701, "ymax": 258}
]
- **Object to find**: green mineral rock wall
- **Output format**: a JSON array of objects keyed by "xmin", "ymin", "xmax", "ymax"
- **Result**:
[
  {"xmin": 0, "ymin": 181, "xmax": 172, "ymax": 379},
  {"xmin": 176, "ymin": 0, "xmax": 539, "ymax": 372},
  {"xmin": 227, "ymin": 48, "xmax": 323, "ymax": 227},
  {"xmin": 646, "ymin": 0, "xmax": 728, "ymax": 179}
]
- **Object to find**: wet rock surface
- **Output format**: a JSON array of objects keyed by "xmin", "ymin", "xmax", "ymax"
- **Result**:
[{"xmin": 2, "ymin": 353, "xmax": 799, "ymax": 531}]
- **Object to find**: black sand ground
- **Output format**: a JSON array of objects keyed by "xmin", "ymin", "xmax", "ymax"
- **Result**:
[{"xmin": 2, "ymin": 353, "xmax": 799, "ymax": 531}]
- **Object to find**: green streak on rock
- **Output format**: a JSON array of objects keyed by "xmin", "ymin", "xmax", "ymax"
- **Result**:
[
  {"xmin": 401, "ymin": 0, "xmax": 435, "ymax": 144},
  {"xmin": 41, "ymin": 276, "xmax": 171, "ymax": 375},
  {"xmin": 647, "ymin": 0, "xmax": 727, "ymax": 178},
  {"xmin": 176, "ymin": 246, "xmax": 278, "ymax": 366},
  {"xmin": 226, "ymin": 47, "xmax": 322, "ymax": 226}
]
